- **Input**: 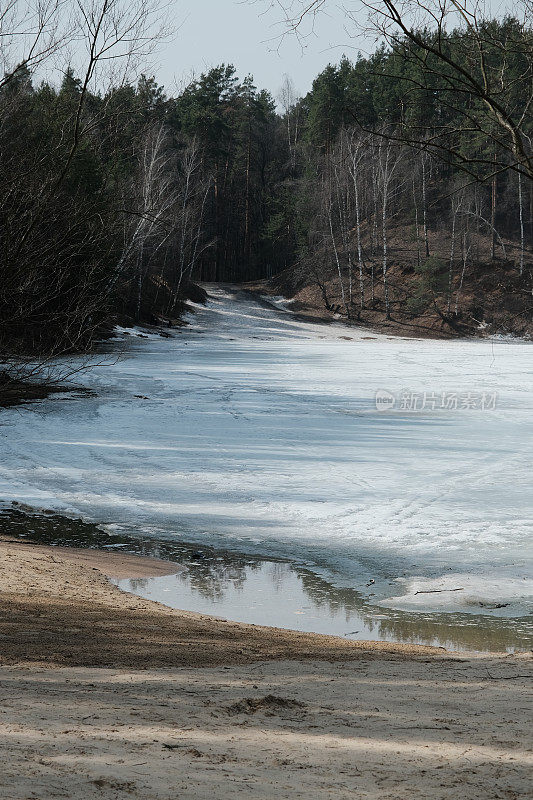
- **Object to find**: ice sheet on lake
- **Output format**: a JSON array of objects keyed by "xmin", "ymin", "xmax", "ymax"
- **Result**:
[{"xmin": 0, "ymin": 285, "xmax": 532, "ymax": 615}]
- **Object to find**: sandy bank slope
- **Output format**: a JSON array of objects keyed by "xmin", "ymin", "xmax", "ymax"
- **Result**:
[
  {"xmin": 0, "ymin": 539, "xmax": 441, "ymax": 668},
  {"xmin": 0, "ymin": 540, "xmax": 531, "ymax": 800}
]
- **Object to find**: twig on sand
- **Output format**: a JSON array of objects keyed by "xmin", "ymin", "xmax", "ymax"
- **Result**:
[{"xmin": 485, "ymin": 672, "xmax": 532, "ymax": 680}]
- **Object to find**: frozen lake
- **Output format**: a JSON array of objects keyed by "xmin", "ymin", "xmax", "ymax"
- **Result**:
[{"xmin": 1, "ymin": 285, "xmax": 532, "ymax": 628}]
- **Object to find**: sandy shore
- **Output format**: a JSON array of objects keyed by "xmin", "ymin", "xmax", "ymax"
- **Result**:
[
  {"xmin": 0, "ymin": 539, "xmax": 531, "ymax": 799},
  {"xmin": 0, "ymin": 538, "xmax": 437, "ymax": 668}
]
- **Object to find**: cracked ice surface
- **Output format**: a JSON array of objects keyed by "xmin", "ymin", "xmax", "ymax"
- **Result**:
[{"xmin": 1, "ymin": 285, "xmax": 532, "ymax": 615}]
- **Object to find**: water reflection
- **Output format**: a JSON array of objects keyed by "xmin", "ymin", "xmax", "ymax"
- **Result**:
[
  {"xmin": 3, "ymin": 508, "xmax": 532, "ymax": 653},
  {"xmin": 115, "ymin": 558, "xmax": 532, "ymax": 653}
]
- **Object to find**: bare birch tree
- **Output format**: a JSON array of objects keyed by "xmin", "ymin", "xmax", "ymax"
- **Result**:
[
  {"xmin": 277, "ymin": 73, "xmax": 301, "ymax": 167},
  {"xmin": 376, "ymin": 133, "xmax": 403, "ymax": 318},
  {"xmin": 447, "ymin": 180, "xmax": 465, "ymax": 313},
  {"xmin": 344, "ymin": 128, "xmax": 367, "ymax": 311}
]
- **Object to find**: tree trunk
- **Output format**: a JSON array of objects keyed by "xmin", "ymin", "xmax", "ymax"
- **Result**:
[
  {"xmin": 353, "ymin": 168, "xmax": 365, "ymax": 311},
  {"xmin": 455, "ymin": 231, "xmax": 469, "ymax": 315},
  {"xmin": 371, "ymin": 158, "xmax": 378, "ymax": 259},
  {"xmin": 413, "ymin": 178, "xmax": 421, "ymax": 268},
  {"xmin": 518, "ymin": 171, "xmax": 525, "ymax": 275},
  {"xmin": 382, "ymin": 186, "xmax": 390, "ymax": 319},
  {"xmin": 327, "ymin": 198, "xmax": 347, "ymax": 315},
  {"xmin": 421, "ymin": 153, "xmax": 430, "ymax": 257},
  {"xmin": 491, "ymin": 156, "xmax": 497, "ymax": 261},
  {"xmin": 447, "ymin": 204, "xmax": 457, "ymax": 314}
]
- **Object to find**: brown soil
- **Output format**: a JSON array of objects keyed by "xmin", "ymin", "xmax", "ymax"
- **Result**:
[{"xmin": 248, "ymin": 222, "xmax": 533, "ymax": 339}]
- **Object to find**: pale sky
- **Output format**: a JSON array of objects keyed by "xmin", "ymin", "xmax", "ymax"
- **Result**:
[
  {"xmin": 153, "ymin": 1, "xmax": 370, "ymax": 101},
  {"xmin": 151, "ymin": 0, "xmax": 517, "ymax": 101}
]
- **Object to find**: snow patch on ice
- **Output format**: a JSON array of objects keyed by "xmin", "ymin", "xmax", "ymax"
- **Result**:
[
  {"xmin": 261, "ymin": 295, "xmax": 296, "ymax": 312},
  {"xmin": 382, "ymin": 571, "xmax": 533, "ymax": 616},
  {"xmin": 113, "ymin": 325, "xmax": 168, "ymax": 340}
]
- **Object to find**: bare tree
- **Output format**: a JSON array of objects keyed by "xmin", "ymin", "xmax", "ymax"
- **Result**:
[
  {"xmin": 376, "ymin": 133, "xmax": 403, "ymax": 318},
  {"xmin": 518, "ymin": 170, "xmax": 526, "ymax": 274},
  {"xmin": 447, "ymin": 179, "xmax": 466, "ymax": 313},
  {"xmin": 277, "ymin": 73, "xmax": 301, "ymax": 166},
  {"xmin": 129, "ymin": 124, "xmax": 177, "ymax": 318},
  {"xmin": 0, "ymin": 0, "xmax": 74, "ymax": 90},
  {"xmin": 167, "ymin": 137, "xmax": 214, "ymax": 314},
  {"xmin": 455, "ymin": 227, "xmax": 471, "ymax": 315},
  {"xmin": 420, "ymin": 150, "xmax": 431, "ymax": 257},
  {"xmin": 0, "ymin": 0, "xmax": 170, "ymax": 397},
  {"xmin": 344, "ymin": 128, "xmax": 367, "ymax": 311},
  {"xmin": 324, "ymin": 172, "xmax": 349, "ymax": 315}
]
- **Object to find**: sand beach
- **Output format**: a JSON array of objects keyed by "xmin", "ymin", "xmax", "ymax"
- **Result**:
[{"xmin": 0, "ymin": 538, "xmax": 530, "ymax": 800}]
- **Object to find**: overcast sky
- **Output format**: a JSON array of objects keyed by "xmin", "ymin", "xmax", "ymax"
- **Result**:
[{"xmin": 153, "ymin": 1, "xmax": 370, "ymax": 101}]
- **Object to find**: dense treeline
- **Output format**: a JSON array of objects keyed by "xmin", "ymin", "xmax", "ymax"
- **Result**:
[
  {"xmin": 0, "ymin": 64, "xmax": 290, "ymax": 363},
  {"xmin": 276, "ymin": 15, "xmax": 533, "ymax": 332},
  {"xmin": 0, "ymin": 13, "xmax": 531, "ymax": 378}
]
